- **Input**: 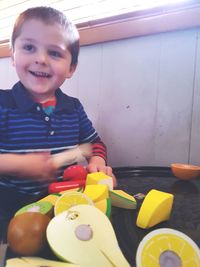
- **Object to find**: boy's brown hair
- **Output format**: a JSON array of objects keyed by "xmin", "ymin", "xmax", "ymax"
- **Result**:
[{"xmin": 11, "ymin": 6, "xmax": 80, "ymax": 66}]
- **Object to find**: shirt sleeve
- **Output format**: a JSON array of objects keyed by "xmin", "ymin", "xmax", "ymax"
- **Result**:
[
  {"xmin": 76, "ymin": 100, "xmax": 107, "ymax": 162},
  {"xmin": 91, "ymin": 137, "xmax": 107, "ymax": 163}
]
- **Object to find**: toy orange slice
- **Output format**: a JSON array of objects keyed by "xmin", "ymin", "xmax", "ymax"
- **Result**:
[
  {"xmin": 54, "ymin": 191, "xmax": 93, "ymax": 216},
  {"xmin": 136, "ymin": 228, "xmax": 200, "ymax": 267}
]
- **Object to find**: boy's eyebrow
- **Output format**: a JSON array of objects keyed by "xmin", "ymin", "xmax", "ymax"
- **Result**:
[
  {"xmin": 20, "ymin": 38, "xmax": 36, "ymax": 43},
  {"xmin": 48, "ymin": 44, "xmax": 67, "ymax": 51}
]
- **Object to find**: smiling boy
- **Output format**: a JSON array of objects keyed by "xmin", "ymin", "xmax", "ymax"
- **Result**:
[{"xmin": 0, "ymin": 7, "xmax": 115, "ymax": 211}]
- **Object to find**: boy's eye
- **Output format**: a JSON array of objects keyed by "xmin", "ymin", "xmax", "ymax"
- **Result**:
[
  {"xmin": 49, "ymin": 50, "xmax": 62, "ymax": 58},
  {"xmin": 23, "ymin": 44, "xmax": 34, "ymax": 51}
]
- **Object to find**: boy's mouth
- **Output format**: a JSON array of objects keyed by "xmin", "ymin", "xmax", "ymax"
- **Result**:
[{"xmin": 29, "ymin": 70, "xmax": 52, "ymax": 78}]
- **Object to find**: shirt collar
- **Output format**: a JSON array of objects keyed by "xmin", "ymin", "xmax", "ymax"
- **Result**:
[{"xmin": 12, "ymin": 81, "xmax": 76, "ymax": 113}]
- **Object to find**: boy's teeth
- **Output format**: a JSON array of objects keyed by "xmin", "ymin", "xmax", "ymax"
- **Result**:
[{"xmin": 30, "ymin": 71, "xmax": 50, "ymax": 77}]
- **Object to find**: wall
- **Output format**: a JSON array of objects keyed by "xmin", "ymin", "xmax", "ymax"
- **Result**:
[{"xmin": 0, "ymin": 27, "xmax": 200, "ymax": 167}]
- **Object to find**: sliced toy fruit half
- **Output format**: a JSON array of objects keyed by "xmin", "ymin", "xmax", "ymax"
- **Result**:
[
  {"xmin": 109, "ymin": 190, "xmax": 137, "ymax": 209},
  {"xmin": 136, "ymin": 228, "xmax": 200, "ymax": 267}
]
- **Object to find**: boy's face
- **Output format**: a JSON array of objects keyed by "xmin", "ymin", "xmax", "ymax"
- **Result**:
[{"xmin": 11, "ymin": 19, "xmax": 76, "ymax": 102}]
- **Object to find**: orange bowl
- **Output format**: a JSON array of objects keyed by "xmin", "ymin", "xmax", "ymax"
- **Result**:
[{"xmin": 171, "ymin": 163, "xmax": 200, "ymax": 180}]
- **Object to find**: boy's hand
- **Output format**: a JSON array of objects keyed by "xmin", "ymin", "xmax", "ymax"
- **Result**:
[
  {"xmin": 87, "ymin": 156, "xmax": 117, "ymax": 187},
  {"xmin": 8, "ymin": 153, "xmax": 57, "ymax": 181}
]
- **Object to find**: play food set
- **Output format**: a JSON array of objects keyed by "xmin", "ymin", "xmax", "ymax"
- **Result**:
[
  {"xmin": 86, "ymin": 171, "xmax": 114, "ymax": 190},
  {"xmin": 94, "ymin": 198, "xmax": 111, "ymax": 218},
  {"xmin": 171, "ymin": 163, "xmax": 200, "ymax": 180},
  {"xmin": 136, "ymin": 189, "xmax": 174, "ymax": 229},
  {"xmin": 83, "ymin": 184, "xmax": 109, "ymax": 202},
  {"xmin": 109, "ymin": 189, "xmax": 137, "ymax": 209},
  {"xmin": 15, "ymin": 201, "xmax": 53, "ymax": 218},
  {"xmin": 5, "ymin": 165, "xmax": 199, "ymax": 266},
  {"xmin": 47, "ymin": 205, "xmax": 130, "ymax": 267},
  {"xmin": 6, "ymin": 257, "xmax": 79, "ymax": 266},
  {"xmin": 48, "ymin": 180, "xmax": 86, "ymax": 194},
  {"xmin": 7, "ymin": 212, "xmax": 50, "ymax": 256},
  {"xmin": 136, "ymin": 228, "xmax": 200, "ymax": 267},
  {"xmin": 54, "ymin": 191, "xmax": 94, "ymax": 216},
  {"xmin": 63, "ymin": 165, "xmax": 88, "ymax": 181}
]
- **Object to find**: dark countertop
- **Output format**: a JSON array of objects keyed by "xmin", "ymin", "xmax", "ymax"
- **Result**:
[
  {"xmin": 112, "ymin": 166, "xmax": 200, "ymax": 266},
  {"xmin": 1, "ymin": 166, "xmax": 200, "ymax": 266}
]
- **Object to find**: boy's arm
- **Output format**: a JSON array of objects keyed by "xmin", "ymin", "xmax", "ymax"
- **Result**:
[
  {"xmin": 87, "ymin": 139, "xmax": 117, "ymax": 187},
  {"xmin": 0, "ymin": 153, "xmax": 56, "ymax": 181}
]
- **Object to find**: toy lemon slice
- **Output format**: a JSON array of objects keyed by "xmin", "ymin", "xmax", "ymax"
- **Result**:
[
  {"xmin": 136, "ymin": 228, "xmax": 200, "ymax": 267},
  {"xmin": 54, "ymin": 191, "xmax": 93, "ymax": 216},
  {"xmin": 47, "ymin": 205, "xmax": 130, "ymax": 267}
]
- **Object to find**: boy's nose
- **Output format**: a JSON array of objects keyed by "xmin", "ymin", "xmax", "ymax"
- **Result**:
[{"xmin": 35, "ymin": 52, "xmax": 48, "ymax": 65}]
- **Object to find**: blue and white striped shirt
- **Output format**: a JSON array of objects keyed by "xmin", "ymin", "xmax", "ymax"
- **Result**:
[{"xmin": 0, "ymin": 81, "xmax": 105, "ymax": 194}]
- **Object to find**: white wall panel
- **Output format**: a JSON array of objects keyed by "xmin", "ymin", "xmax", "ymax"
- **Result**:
[
  {"xmin": 0, "ymin": 28, "xmax": 199, "ymax": 167},
  {"xmin": 98, "ymin": 36, "xmax": 161, "ymax": 166},
  {"xmin": 190, "ymin": 28, "xmax": 200, "ymax": 165},
  {"xmin": 154, "ymin": 29, "xmax": 197, "ymax": 166}
]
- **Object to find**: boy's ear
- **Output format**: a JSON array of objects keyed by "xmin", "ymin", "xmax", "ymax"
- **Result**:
[
  {"xmin": 66, "ymin": 64, "xmax": 77, "ymax": 78},
  {"xmin": 10, "ymin": 49, "xmax": 15, "ymax": 67}
]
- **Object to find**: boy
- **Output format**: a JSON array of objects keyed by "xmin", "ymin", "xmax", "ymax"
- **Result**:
[{"xmin": 0, "ymin": 6, "xmax": 115, "ymax": 213}]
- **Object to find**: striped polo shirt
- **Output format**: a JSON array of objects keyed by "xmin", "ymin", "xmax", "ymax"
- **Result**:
[{"xmin": 0, "ymin": 81, "xmax": 106, "ymax": 194}]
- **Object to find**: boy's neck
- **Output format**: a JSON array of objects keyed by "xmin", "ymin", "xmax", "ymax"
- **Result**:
[{"xmin": 33, "ymin": 95, "xmax": 56, "ymax": 104}]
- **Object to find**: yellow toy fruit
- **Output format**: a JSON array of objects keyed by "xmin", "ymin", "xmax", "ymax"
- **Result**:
[
  {"xmin": 59, "ymin": 187, "xmax": 84, "ymax": 194},
  {"xmin": 54, "ymin": 191, "xmax": 93, "ymax": 216},
  {"xmin": 109, "ymin": 190, "xmax": 137, "ymax": 209},
  {"xmin": 86, "ymin": 172, "xmax": 113, "ymax": 190},
  {"xmin": 136, "ymin": 189, "xmax": 174, "ymax": 228},
  {"xmin": 47, "ymin": 205, "xmax": 130, "ymax": 267},
  {"xmin": 136, "ymin": 228, "xmax": 200, "ymax": 267},
  {"xmin": 94, "ymin": 198, "xmax": 111, "ymax": 217},
  {"xmin": 83, "ymin": 184, "xmax": 109, "ymax": 202},
  {"xmin": 6, "ymin": 257, "xmax": 79, "ymax": 266}
]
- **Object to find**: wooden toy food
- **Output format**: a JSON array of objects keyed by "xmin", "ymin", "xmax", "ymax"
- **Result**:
[
  {"xmin": 94, "ymin": 198, "xmax": 111, "ymax": 218},
  {"xmin": 15, "ymin": 201, "xmax": 53, "ymax": 218},
  {"xmin": 48, "ymin": 180, "xmax": 85, "ymax": 194},
  {"xmin": 136, "ymin": 228, "xmax": 200, "ymax": 267},
  {"xmin": 83, "ymin": 184, "xmax": 109, "ymax": 202},
  {"xmin": 6, "ymin": 257, "xmax": 79, "ymax": 266},
  {"xmin": 86, "ymin": 172, "xmax": 113, "ymax": 190},
  {"xmin": 38, "ymin": 193, "xmax": 61, "ymax": 205},
  {"xmin": 136, "ymin": 189, "xmax": 174, "ymax": 229},
  {"xmin": 47, "ymin": 205, "xmax": 130, "ymax": 267},
  {"xmin": 54, "ymin": 191, "xmax": 93, "ymax": 216},
  {"xmin": 63, "ymin": 165, "xmax": 88, "ymax": 181},
  {"xmin": 109, "ymin": 190, "xmax": 137, "ymax": 209},
  {"xmin": 7, "ymin": 212, "xmax": 50, "ymax": 255}
]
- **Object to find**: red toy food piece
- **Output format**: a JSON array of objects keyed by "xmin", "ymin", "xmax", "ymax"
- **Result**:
[
  {"xmin": 48, "ymin": 180, "xmax": 85, "ymax": 194},
  {"xmin": 63, "ymin": 165, "xmax": 88, "ymax": 181}
]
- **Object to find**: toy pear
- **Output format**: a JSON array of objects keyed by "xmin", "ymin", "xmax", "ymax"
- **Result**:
[{"xmin": 47, "ymin": 204, "xmax": 130, "ymax": 267}]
